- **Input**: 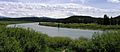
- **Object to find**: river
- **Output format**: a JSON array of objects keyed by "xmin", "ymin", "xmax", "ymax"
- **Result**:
[{"xmin": 7, "ymin": 22, "xmax": 102, "ymax": 39}]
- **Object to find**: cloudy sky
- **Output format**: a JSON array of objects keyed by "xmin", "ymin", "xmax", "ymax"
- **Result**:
[{"xmin": 0, "ymin": 0, "xmax": 120, "ymax": 18}]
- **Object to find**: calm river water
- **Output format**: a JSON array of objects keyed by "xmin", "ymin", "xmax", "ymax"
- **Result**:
[{"xmin": 7, "ymin": 22, "xmax": 102, "ymax": 39}]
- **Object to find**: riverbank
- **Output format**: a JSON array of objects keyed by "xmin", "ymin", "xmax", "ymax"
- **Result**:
[
  {"xmin": 0, "ymin": 22, "xmax": 120, "ymax": 52},
  {"xmin": 7, "ymin": 22, "xmax": 102, "ymax": 39},
  {"xmin": 39, "ymin": 22, "xmax": 120, "ymax": 30}
]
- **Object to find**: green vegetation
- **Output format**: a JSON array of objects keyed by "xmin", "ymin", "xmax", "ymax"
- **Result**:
[
  {"xmin": 0, "ymin": 22, "xmax": 120, "ymax": 52},
  {"xmin": 39, "ymin": 22, "xmax": 120, "ymax": 30},
  {"xmin": 57, "ymin": 15, "xmax": 120, "ymax": 25}
]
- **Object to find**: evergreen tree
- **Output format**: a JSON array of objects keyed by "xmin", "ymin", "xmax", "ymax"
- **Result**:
[{"xmin": 103, "ymin": 14, "xmax": 110, "ymax": 25}]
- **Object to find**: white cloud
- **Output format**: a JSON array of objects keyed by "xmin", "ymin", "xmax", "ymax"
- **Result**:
[
  {"xmin": 0, "ymin": 2, "xmax": 119, "ymax": 18},
  {"xmin": 107, "ymin": 0, "xmax": 120, "ymax": 3}
]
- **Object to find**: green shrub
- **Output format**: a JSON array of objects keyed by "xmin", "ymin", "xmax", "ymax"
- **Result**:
[
  {"xmin": 91, "ymin": 31, "xmax": 120, "ymax": 52},
  {"xmin": 0, "ymin": 27, "xmax": 47, "ymax": 52}
]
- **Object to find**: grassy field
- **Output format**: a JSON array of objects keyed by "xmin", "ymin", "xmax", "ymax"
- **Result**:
[
  {"xmin": 39, "ymin": 22, "xmax": 120, "ymax": 30},
  {"xmin": 0, "ymin": 22, "xmax": 120, "ymax": 52}
]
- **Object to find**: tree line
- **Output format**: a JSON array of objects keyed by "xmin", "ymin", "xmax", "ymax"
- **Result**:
[
  {"xmin": 57, "ymin": 14, "xmax": 120, "ymax": 25},
  {"xmin": 0, "ymin": 14, "xmax": 120, "ymax": 25}
]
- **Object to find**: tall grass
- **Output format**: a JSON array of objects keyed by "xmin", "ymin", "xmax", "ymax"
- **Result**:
[
  {"xmin": 91, "ymin": 31, "xmax": 120, "ymax": 52},
  {"xmin": 0, "ymin": 27, "xmax": 48, "ymax": 52}
]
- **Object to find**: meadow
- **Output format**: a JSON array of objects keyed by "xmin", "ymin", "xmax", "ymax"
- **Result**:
[
  {"xmin": 0, "ymin": 22, "xmax": 120, "ymax": 52},
  {"xmin": 39, "ymin": 22, "xmax": 120, "ymax": 30}
]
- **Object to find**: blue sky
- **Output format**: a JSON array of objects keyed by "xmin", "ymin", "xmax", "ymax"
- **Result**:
[
  {"xmin": 87, "ymin": 0, "xmax": 120, "ymax": 9},
  {"xmin": 0, "ymin": 0, "xmax": 119, "ymax": 9}
]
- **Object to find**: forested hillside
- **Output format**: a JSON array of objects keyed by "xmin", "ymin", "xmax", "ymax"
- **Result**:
[{"xmin": 57, "ymin": 15, "xmax": 120, "ymax": 25}]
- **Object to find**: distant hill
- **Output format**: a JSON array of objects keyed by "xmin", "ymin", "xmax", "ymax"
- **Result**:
[
  {"xmin": 57, "ymin": 15, "xmax": 103, "ymax": 23},
  {"xmin": 0, "ymin": 16, "xmax": 57, "ymax": 22},
  {"xmin": 114, "ymin": 15, "xmax": 120, "ymax": 19},
  {"xmin": 0, "ymin": 16, "xmax": 9, "ymax": 18},
  {"xmin": 66, "ymin": 16, "xmax": 96, "ymax": 19},
  {"xmin": 13, "ymin": 17, "xmax": 57, "ymax": 22}
]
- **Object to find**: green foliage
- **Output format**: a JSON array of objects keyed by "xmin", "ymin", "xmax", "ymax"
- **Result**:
[
  {"xmin": 91, "ymin": 31, "xmax": 120, "ymax": 52},
  {"xmin": 45, "ymin": 37, "xmax": 72, "ymax": 50},
  {"xmin": 0, "ymin": 34, "xmax": 22, "ymax": 52},
  {"xmin": 103, "ymin": 14, "xmax": 110, "ymax": 25},
  {"xmin": 0, "ymin": 26, "xmax": 47, "ymax": 52}
]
